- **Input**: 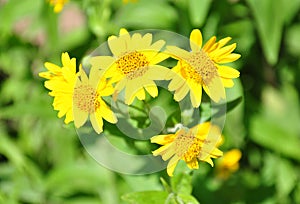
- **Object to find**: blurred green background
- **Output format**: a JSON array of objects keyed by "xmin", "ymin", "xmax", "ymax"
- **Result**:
[{"xmin": 1, "ymin": 0, "xmax": 300, "ymax": 203}]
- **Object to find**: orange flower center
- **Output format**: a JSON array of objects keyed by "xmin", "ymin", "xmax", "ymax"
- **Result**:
[
  {"xmin": 116, "ymin": 51, "xmax": 149, "ymax": 79},
  {"xmin": 73, "ymin": 85, "xmax": 101, "ymax": 113},
  {"xmin": 182, "ymin": 50, "xmax": 217, "ymax": 85},
  {"xmin": 174, "ymin": 129, "xmax": 206, "ymax": 162}
]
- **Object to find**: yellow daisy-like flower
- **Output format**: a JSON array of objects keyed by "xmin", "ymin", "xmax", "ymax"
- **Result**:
[
  {"xmin": 39, "ymin": 52, "xmax": 117, "ymax": 133},
  {"xmin": 39, "ymin": 52, "xmax": 77, "ymax": 124},
  {"xmin": 216, "ymin": 149, "xmax": 242, "ymax": 179},
  {"xmin": 48, "ymin": 0, "xmax": 69, "ymax": 13},
  {"xmin": 151, "ymin": 122, "xmax": 223, "ymax": 176},
  {"xmin": 73, "ymin": 68, "xmax": 117, "ymax": 133},
  {"xmin": 167, "ymin": 29, "xmax": 241, "ymax": 107},
  {"xmin": 90, "ymin": 28, "xmax": 170, "ymax": 105}
]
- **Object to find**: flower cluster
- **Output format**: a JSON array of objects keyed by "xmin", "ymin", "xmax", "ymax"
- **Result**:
[{"xmin": 39, "ymin": 28, "xmax": 240, "ymax": 176}]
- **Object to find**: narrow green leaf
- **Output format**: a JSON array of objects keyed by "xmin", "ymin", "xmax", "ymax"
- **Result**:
[
  {"xmin": 160, "ymin": 177, "xmax": 172, "ymax": 194},
  {"xmin": 246, "ymin": 0, "xmax": 284, "ymax": 65},
  {"xmin": 188, "ymin": 0, "xmax": 212, "ymax": 27}
]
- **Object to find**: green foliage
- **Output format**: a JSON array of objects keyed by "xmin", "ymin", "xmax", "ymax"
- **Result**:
[{"xmin": 1, "ymin": 0, "xmax": 300, "ymax": 203}]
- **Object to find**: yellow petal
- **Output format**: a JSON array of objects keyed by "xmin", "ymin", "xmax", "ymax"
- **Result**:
[
  {"xmin": 73, "ymin": 106, "xmax": 88, "ymax": 128},
  {"xmin": 44, "ymin": 62, "xmax": 62, "ymax": 73},
  {"xmin": 78, "ymin": 68, "xmax": 89, "ymax": 83},
  {"xmin": 221, "ymin": 149, "xmax": 242, "ymax": 167},
  {"xmin": 145, "ymin": 65, "xmax": 171, "ymax": 80},
  {"xmin": 108, "ymin": 36, "xmax": 126, "ymax": 56},
  {"xmin": 64, "ymin": 108, "xmax": 74, "ymax": 124},
  {"xmin": 203, "ymin": 76, "xmax": 225, "ymax": 102},
  {"xmin": 149, "ymin": 52, "xmax": 170, "ymax": 65},
  {"xmin": 174, "ymin": 83, "xmax": 189, "ymax": 102},
  {"xmin": 61, "ymin": 52, "xmax": 71, "ymax": 67},
  {"xmin": 98, "ymin": 101, "xmax": 117, "ymax": 123},
  {"xmin": 151, "ymin": 134, "xmax": 176, "ymax": 145},
  {"xmin": 217, "ymin": 53, "xmax": 241, "ymax": 64},
  {"xmin": 90, "ymin": 112, "xmax": 103, "ymax": 134},
  {"xmin": 210, "ymin": 43, "xmax": 236, "ymax": 59},
  {"xmin": 162, "ymin": 145, "xmax": 176, "ymax": 161},
  {"xmin": 167, "ymin": 155, "xmax": 180, "ymax": 177},
  {"xmin": 190, "ymin": 29, "xmax": 202, "ymax": 51},
  {"xmin": 185, "ymin": 158, "xmax": 199, "ymax": 169},
  {"xmin": 166, "ymin": 46, "xmax": 190, "ymax": 59},
  {"xmin": 135, "ymin": 87, "xmax": 146, "ymax": 100},
  {"xmin": 202, "ymin": 36, "xmax": 216, "ymax": 52},
  {"xmin": 168, "ymin": 73, "xmax": 186, "ymax": 91},
  {"xmin": 89, "ymin": 56, "xmax": 115, "ymax": 70},
  {"xmin": 129, "ymin": 33, "xmax": 144, "ymax": 50},
  {"xmin": 119, "ymin": 28, "xmax": 129, "ymax": 35},
  {"xmin": 189, "ymin": 80, "xmax": 202, "ymax": 108},
  {"xmin": 149, "ymin": 40, "xmax": 165, "ymax": 51},
  {"xmin": 221, "ymin": 78, "xmax": 234, "ymax": 88},
  {"xmin": 217, "ymin": 65, "xmax": 240, "ymax": 78},
  {"xmin": 141, "ymin": 33, "xmax": 153, "ymax": 48},
  {"xmin": 217, "ymin": 37, "xmax": 232, "ymax": 48},
  {"xmin": 125, "ymin": 81, "xmax": 139, "ymax": 105},
  {"xmin": 144, "ymin": 83, "xmax": 158, "ymax": 98},
  {"xmin": 203, "ymin": 157, "xmax": 214, "ymax": 167}
]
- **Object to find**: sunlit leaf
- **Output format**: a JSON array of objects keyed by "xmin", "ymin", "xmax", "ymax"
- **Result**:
[
  {"xmin": 122, "ymin": 191, "xmax": 168, "ymax": 204},
  {"xmin": 171, "ymin": 171, "xmax": 193, "ymax": 195},
  {"xmin": 246, "ymin": 0, "xmax": 284, "ymax": 65},
  {"xmin": 276, "ymin": 158, "xmax": 297, "ymax": 198},
  {"xmin": 113, "ymin": 0, "xmax": 177, "ymax": 29},
  {"xmin": 188, "ymin": 0, "xmax": 212, "ymax": 27}
]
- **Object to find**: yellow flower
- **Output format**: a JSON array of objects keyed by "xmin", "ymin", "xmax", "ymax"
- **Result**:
[
  {"xmin": 39, "ymin": 52, "xmax": 77, "ymax": 124},
  {"xmin": 73, "ymin": 68, "xmax": 118, "ymax": 133},
  {"xmin": 216, "ymin": 149, "xmax": 242, "ymax": 179},
  {"xmin": 90, "ymin": 28, "xmax": 170, "ymax": 105},
  {"xmin": 39, "ymin": 52, "xmax": 117, "ymax": 133},
  {"xmin": 167, "ymin": 29, "xmax": 241, "ymax": 107},
  {"xmin": 48, "ymin": 0, "xmax": 68, "ymax": 13},
  {"xmin": 151, "ymin": 122, "xmax": 223, "ymax": 176}
]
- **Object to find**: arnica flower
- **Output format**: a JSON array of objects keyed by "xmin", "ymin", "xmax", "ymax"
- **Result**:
[
  {"xmin": 90, "ymin": 28, "xmax": 170, "ymax": 105},
  {"xmin": 39, "ymin": 52, "xmax": 77, "ymax": 124},
  {"xmin": 39, "ymin": 52, "xmax": 117, "ymax": 133},
  {"xmin": 216, "ymin": 149, "xmax": 242, "ymax": 179},
  {"xmin": 73, "ymin": 68, "xmax": 117, "ymax": 133},
  {"xmin": 167, "ymin": 29, "xmax": 241, "ymax": 108},
  {"xmin": 48, "ymin": 0, "xmax": 68, "ymax": 13},
  {"xmin": 151, "ymin": 122, "xmax": 223, "ymax": 176}
]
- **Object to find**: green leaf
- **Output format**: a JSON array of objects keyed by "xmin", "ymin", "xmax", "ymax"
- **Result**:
[
  {"xmin": 171, "ymin": 171, "xmax": 192, "ymax": 195},
  {"xmin": 250, "ymin": 116, "xmax": 300, "ymax": 162},
  {"xmin": 0, "ymin": 131, "xmax": 25, "ymax": 169},
  {"xmin": 276, "ymin": 158, "xmax": 297, "ymax": 198},
  {"xmin": 188, "ymin": 0, "xmax": 212, "ymax": 27},
  {"xmin": 246, "ymin": 0, "xmax": 284, "ymax": 65},
  {"xmin": 285, "ymin": 24, "xmax": 300, "ymax": 57},
  {"xmin": 122, "ymin": 191, "xmax": 168, "ymax": 204},
  {"xmin": 202, "ymin": 96, "xmax": 243, "ymax": 121},
  {"xmin": 113, "ymin": 0, "xmax": 177, "ymax": 29},
  {"xmin": 165, "ymin": 193, "xmax": 200, "ymax": 204},
  {"xmin": 250, "ymin": 85, "xmax": 300, "ymax": 161},
  {"xmin": 176, "ymin": 194, "xmax": 200, "ymax": 204}
]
